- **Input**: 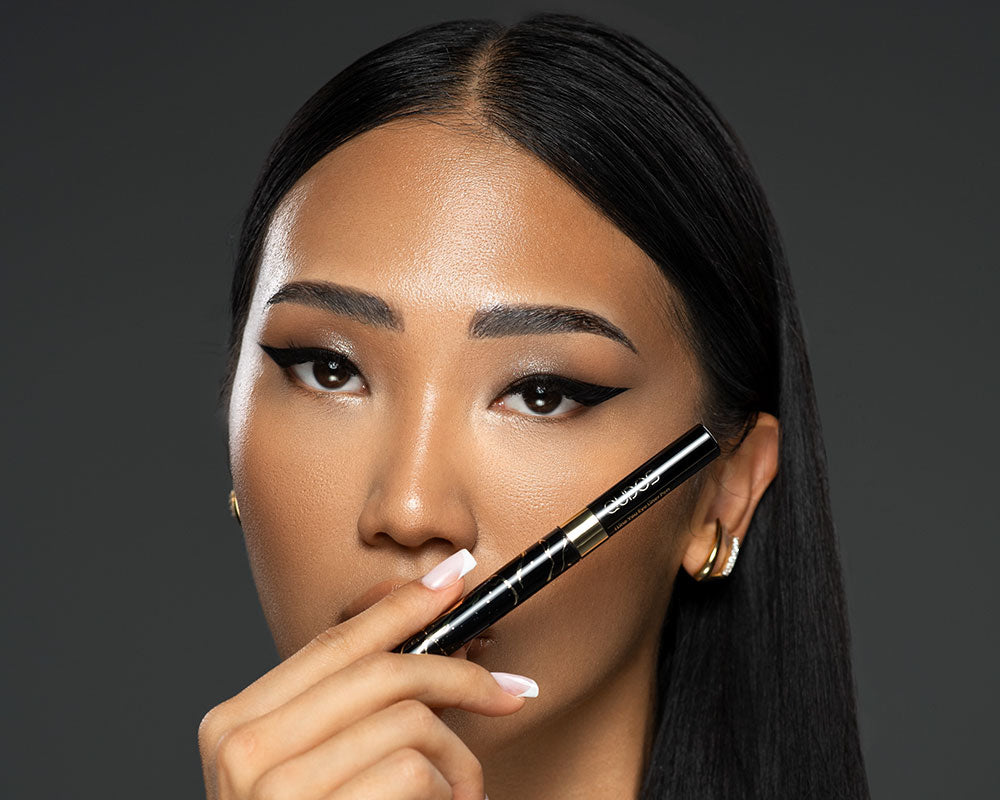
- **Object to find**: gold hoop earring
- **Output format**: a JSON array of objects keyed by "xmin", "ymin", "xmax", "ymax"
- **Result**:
[
  {"xmin": 228, "ymin": 488, "xmax": 241, "ymax": 525},
  {"xmin": 693, "ymin": 519, "xmax": 739, "ymax": 581}
]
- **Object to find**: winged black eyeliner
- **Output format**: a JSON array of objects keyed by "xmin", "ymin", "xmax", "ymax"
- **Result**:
[{"xmin": 257, "ymin": 343, "xmax": 630, "ymax": 408}]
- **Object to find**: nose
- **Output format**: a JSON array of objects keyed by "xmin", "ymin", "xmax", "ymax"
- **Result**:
[{"xmin": 355, "ymin": 382, "xmax": 479, "ymax": 558}]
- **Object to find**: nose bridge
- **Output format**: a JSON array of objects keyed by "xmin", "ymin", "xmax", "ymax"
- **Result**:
[
  {"xmin": 393, "ymin": 376, "xmax": 459, "ymax": 486},
  {"xmin": 356, "ymin": 353, "xmax": 478, "ymax": 552}
]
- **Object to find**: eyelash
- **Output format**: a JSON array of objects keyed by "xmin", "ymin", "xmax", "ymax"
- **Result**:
[{"xmin": 258, "ymin": 343, "xmax": 629, "ymax": 421}]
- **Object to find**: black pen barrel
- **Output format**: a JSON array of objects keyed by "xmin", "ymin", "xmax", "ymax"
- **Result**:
[
  {"xmin": 394, "ymin": 527, "xmax": 580, "ymax": 655},
  {"xmin": 588, "ymin": 424, "xmax": 720, "ymax": 536},
  {"xmin": 392, "ymin": 423, "xmax": 719, "ymax": 656}
]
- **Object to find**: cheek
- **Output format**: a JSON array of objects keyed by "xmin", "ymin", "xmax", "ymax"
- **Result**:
[
  {"xmin": 442, "ymin": 495, "xmax": 685, "ymax": 753},
  {"xmin": 457, "ymin": 431, "xmax": 682, "ymax": 719},
  {"xmin": 231, "ymin": 397, "xmax": 371, "ymax": 656},
  {"xmin": 517, "ymin": 495, "xmax": 680, "ymax": 676}
]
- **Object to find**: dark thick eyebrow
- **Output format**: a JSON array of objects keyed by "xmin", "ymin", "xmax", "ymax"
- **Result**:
[
  {"xmin": 469, "ymin": 304, "xmax": 637, "ymax": 354},
  {"xmin": 266, "ymin": 280, "xmax": 638, "ymax": 354},
  {"xmin": 267, "ymin": 280, "xmax": 400, "ymax": 330}
]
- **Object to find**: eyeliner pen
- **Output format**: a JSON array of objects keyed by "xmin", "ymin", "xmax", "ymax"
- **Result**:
[{"xmin": 393, "ymin": 422, "xmax": 720, "ymax": 655}]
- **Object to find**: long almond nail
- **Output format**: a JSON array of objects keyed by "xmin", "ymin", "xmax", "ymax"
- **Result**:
[
  {"xmin": 420, "ymin": 549, "xmax": 476, "ymax": 590},
  {"xmin": 490, "ymin": 671, "xmax": 539, "ymax": 698}
]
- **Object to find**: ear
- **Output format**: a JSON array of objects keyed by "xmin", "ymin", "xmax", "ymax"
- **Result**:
[{"xmin": 680, "ymin": 412, "xmax": 780, "ymax": 579}]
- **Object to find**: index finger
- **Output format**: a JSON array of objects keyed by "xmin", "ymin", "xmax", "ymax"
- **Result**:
[{"xmin": 224, "ymin": 550, "xmax": 477, "ymax": 721}]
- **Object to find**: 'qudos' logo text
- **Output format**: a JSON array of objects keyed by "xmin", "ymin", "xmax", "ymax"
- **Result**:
[{"xmin": 604, "ymin": 470, "xmax": 660, "ymax": 514}]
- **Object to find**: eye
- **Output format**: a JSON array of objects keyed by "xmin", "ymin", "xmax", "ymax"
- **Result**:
[
  {"xmin": 496, "ymin": 374, "xmax": 629, "ymax": 420},
  {"xmin": 259, "ymin": 344, "xmax": 365, "ymax": 394},
  {"xmin": 258, "ymin": 343, "xmax": 630, "ymax": 419}
]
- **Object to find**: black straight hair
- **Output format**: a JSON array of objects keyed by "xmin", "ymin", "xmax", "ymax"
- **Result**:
[{"xmin": 219, "ymin": 12, "xmax": 869, "ymax": 798}]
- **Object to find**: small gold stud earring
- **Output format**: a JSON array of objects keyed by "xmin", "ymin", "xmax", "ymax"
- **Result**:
[{"xmin": 228, "ymin": 488, "xmax": 241, "ymax": 525}]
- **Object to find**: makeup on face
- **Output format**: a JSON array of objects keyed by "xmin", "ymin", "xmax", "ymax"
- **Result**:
[{"xmin": 393, "ymin": 422, "xmax": 720, "ymax": 655}]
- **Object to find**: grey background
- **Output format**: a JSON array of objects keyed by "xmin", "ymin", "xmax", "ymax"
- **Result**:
[{"xmin": 2, "ymin": 1, "xmax": 996, "ymax": 797}]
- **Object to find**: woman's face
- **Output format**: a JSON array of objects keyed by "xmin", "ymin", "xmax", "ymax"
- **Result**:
[{"xmin": 228, "ymin": 116, "xmax": 706, "ymax": 751}]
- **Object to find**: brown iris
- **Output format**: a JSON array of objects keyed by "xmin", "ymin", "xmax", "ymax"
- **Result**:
[
  {"xmin": 522, "ymin": 384, "xmax": 563, "ymax": 415},
  {"xmin": 313, "ymin": 357, "xmax": 353, "ymax": 390}
]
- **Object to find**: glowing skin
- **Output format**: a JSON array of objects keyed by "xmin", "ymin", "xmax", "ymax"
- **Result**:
[{"xmin": 227, "ymin": 115, "xmax": 779, "ymax": 798}]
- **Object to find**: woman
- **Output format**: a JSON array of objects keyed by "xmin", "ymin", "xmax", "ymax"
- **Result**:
[{"xmin": 201, "ymin": 11, "xmax": 870, "ymax": 799}]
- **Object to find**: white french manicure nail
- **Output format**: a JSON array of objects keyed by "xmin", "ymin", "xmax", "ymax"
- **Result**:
[
  {"xmin": 490, "ymin": 671, "xmax": 539, "ymax": 698},
  {"xmin": 421, "ymin": 548, "xmax": 477, "ymax": 590}
]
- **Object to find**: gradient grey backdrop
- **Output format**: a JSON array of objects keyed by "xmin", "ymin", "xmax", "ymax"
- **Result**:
[{"xmin": 2, "ymin": 1, "xmax": 996, "ymax": 797}]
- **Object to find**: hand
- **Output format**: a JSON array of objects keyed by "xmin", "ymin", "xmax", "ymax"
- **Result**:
[{"xmin": 198, "ymin": 549, "xmax": 534, "ymax": 799}]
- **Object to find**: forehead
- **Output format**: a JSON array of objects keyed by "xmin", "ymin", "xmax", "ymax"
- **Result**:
[{"xmin": 256, "ymin": 117, "xmax": 680, "ymax": 349}]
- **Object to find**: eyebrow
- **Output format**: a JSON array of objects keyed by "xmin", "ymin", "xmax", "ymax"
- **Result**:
[{"xmin": 266, "ymin": 279, "xmax": 638, "ymax": 354}]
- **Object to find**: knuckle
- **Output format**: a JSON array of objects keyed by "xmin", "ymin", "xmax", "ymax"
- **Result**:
[
  {"xmin": 310, "ymin": 624, "xmax": 351, "ymax": 655},
  {"xmin": 390, "ymin": 747, "xmax": 438, "ymax": 789},
  {"xmin": 447, "ymin": 659, "xmax": 490, "ymax": 697},
  {"xmin": 197, "ymin": 707, "xmax": 221, "ymax": 755},
  {"xmin": 394, "ymin": 698, "xmax": 436, "ymax": 731},
  {"xmin": 357, "ymin": 650, "xmax": 402, "ymax": 681},
  {"xmin": 215, "ymin": 723, "xmax": 259, "ymax": 774},
  {"xmin": 198, "ymin": 702, "xmax": 235, "ymax": 758}
]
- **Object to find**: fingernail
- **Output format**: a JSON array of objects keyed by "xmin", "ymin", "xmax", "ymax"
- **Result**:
[
  {"xmin": 490, "ymin": 671, "xmax": 539, "ymax": 698},
  {"xmin": 421, "ymin": 548, "xmax": 477, "ymax": 590}
]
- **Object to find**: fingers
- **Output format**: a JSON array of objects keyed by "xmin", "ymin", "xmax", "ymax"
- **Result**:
[
  {"xmin": 250, "ymin": 699, "xmax": 486, "ymax": 800},
  {"xmin": 223, "ymin": 653, "xmax": 530, "ymax": 778},
  {"xmin": 203, "ymin": 552, "xmax": 473, "ymax": 737},
  {"xmin": 324, "ymin": 748, "xmax": 453, "ymax": 799},
  {"xmin": 198, "ymin": 549, "xmax": 512, "ymax": 800}
]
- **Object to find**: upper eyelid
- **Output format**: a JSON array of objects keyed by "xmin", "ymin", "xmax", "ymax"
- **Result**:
[
  {"xmin": 259, "ymin": 343, "xmax": 360, "ymax": 368},
  {"xmin": 508, "ymin": 373, "xmax": 594, "ymax": 391}
]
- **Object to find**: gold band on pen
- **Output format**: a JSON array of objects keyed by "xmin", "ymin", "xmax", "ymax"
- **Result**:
[{"xmin": 559, "ymin": 507, "xmax": 608, "ymax": 557}]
